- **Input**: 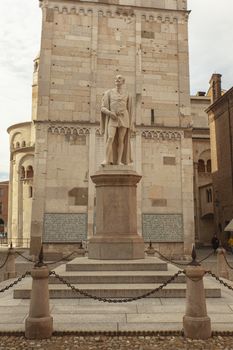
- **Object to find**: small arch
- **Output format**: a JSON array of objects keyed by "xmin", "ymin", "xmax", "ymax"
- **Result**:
[
  {"xmin": 22, "ymin": 140, "xmax": 26, "ymax": 147},
  {"xmin": 207, "ymin": 159, "xmax": 212, "ymax": 173},
  {"xmin": 198, "ymin": 159, "xmax": 205, "ymax": 173},
  {"xmin": 26, "ymin": 166, "xmax": 34, "ymax": 179},
  {"xmin": 16, "ymin": 142, "xmax": 20, "ymax": 148}
]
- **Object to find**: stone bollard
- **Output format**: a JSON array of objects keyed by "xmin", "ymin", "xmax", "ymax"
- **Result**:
[
  {"xmin": 183, "ymin": 265, "xmax": 211, "ymax": 339},
  {"xmin": 217, "ymin": 247, "xmax": 229, "ymax": 279},
  {"xmin": 25, "ymin": 247, "xmax": 53, "ymax": 339},
  {"xmin": 4, "ymin": 243, "xmax": 16, "ymax": 280}
]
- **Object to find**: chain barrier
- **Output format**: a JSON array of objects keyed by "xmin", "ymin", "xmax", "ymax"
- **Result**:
[
  {"xmin": 0, "ymin": 271, "xmax": 30, "ymax": 293},
  {"xmin": 15, "ymin": 250, "xmax": 82, "ymax": 265},
  {"xmin": 223, "ymin": 254, "xmax": 233, "ymax": 270},
  {"xmin": 46, "ymin": 251, "xmax": 81, "ymax": 265},
  {"xmin": 206, "ymin": 270, "xmax": 233, "ymax": 292},
  {"xmin": 0, "ymin": 252, "xmax": 10, "ymax": 270},
  {"xmin": 198, "ymin": 250, "xmax": 215, "ymax": 263},
  {"xmin": 152, "ymin": 250, "xmax": 191, "ymax": 266},
  {"xmin": 151, "ymin": 249, "xmax": 215, "ymax": 267},
  {"xmin": 15, "ymin": 251, "xmax": 34, "ymax": 263},
  {"xmin": 49, "ymin": 270, "xmax": 184, "ymax": 303}
]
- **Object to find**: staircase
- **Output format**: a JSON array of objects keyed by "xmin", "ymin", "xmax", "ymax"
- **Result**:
[{"xmin": 13, "ymin": 256, "xmax": 221, "ymax": 299}]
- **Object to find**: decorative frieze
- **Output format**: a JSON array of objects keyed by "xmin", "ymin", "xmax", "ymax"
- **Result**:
[
  {"xmin": 141, "ymin": 129, "xmax": 183, "ymax": 141},
  {"xmin": 39, "ymin": 2, "xmax": 185, "ymax": 24},
  {"xmin": 48, "ymin": 125, "xmax": 90, "ymax": 135}
]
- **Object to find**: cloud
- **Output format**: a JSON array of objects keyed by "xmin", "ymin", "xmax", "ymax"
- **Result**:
[
  {"xmin": 0, "ymin": 0, "xmax": 41, "ymax": 176},
  {"xmin": 188, "ymin": 0, "xmax": 233, "ymax": 94},
  {"xmin": 0, "ymin": 172, "xmax": 9, "ymax": 181}
]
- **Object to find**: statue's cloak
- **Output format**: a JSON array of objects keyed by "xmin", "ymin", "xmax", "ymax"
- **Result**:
[{"xmin": 100, "ymin": 89, "xmax": 134, "ymax": 165}]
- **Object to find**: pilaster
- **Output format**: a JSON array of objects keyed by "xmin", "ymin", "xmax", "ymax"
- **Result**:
[
  {"xmin": 181, "ymin": 131, "xmax": 194, "ymax": 255},
  {"xmin": 135, "ymin": 131, "xmax": 142, "ymax": 235},
  {"xmin": 30, "ymin": 123, "xmax": 49, "ymax": 255},
  {"xmin": 87, "ymin": 128, "xmax": 96, "ymax": 239},
  {"xmin": 90, "ymin": 10, "xmax": 98, "ymax": 123}
]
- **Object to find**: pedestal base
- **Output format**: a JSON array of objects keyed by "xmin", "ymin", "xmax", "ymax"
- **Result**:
[
  {"xmin": 183, "ymin": 315, "xmax": 211, "ymax": 339},
  {"xmin": 25, "ymin": 316, "xmax": 53, "ymax": 339},
  {"xmin": 88, "ymin": 166, "xmax": 145, "ymax": 260},
  {"xmin": 88, "ymin": 235, "xmax": 145, "ymax": 260}
]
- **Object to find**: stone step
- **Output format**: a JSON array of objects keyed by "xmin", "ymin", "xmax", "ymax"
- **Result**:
[
  {"xmin": 49, "ymin": 264, "xmax": 185, "ymax": 284},
  {"xmin": 66, "ymin": 257, "xmax": 168, "ymax": 272},
  {"xmin": 13, "ymin": 281, "xmax": 221, "ymax": 299}
]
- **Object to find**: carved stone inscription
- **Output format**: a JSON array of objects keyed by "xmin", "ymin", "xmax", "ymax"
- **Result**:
[
  {"xmin": 43, "ymin": 213, "xmax": 87, "ymax": 242},
  {"xmin": 142, "ymin": 214, "xmax": 183, "ymax": 242}
]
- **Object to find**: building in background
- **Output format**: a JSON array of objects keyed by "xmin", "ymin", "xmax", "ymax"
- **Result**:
[
  {"xmin": 0, "ymin": 181, "xmax": 9, "ymax": 235},
  {"xmin": 7, "ymin": 0, "xmax": 211, "ymax": 257},
  {"xmin": 207, "ymin": 74, "xmax": 233, "ymax": 242},
  {"xmin": 191, "ymin": 92, "xmax": 214, "ymax": 245}
]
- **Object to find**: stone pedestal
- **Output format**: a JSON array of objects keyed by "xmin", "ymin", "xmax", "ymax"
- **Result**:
[
  {"xmin": 25, "ymin": 266, "xmax": 53, "ymax": 339},
  {"xmin": 183, "ymin": 266, "xmax": 211, "ymax": 339},
  {"xmin": 88, "ymin": 166, "xmax": 145, "ymax": 260}
]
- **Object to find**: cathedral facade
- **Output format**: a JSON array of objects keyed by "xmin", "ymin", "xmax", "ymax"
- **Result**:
[{"xmin": 8, "ymin": 0, "xmax": 202, "ymax": 257}]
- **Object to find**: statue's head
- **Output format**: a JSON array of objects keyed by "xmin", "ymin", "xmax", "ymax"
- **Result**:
[{"xmin": 115, "ymin": 75, "xmax": 125, "ymax": 87}]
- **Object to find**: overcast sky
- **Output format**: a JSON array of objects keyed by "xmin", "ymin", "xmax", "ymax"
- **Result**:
[{"xmin": 0, "ymin": 0, "xmax": 233, "ymax": 180}]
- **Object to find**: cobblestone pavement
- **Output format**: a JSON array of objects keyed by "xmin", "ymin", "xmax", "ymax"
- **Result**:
[{"xmin": 1, "ymin": 335, "xmax": 233, "ymax": 350}]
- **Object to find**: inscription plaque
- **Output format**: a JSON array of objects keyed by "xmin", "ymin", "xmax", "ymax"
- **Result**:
[
  {"xmin": 43, "ymin": 213, "xmax": 87, "ymax": 242},
  {"xmin": 142, "ymin": 214, "xmax": 183, "ymax": 242}
]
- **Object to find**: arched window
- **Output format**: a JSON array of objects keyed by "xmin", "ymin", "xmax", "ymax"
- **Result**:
[
  {"xmin": 26, "ymin": 166, "xmax": 34, "ymax": 179},
  {"xmin": 198, "ymin": 159, "xmax": 205, "ymax": 173},
  {"xmin": 16, "ymin": 142, "xmax": 20, "ymax": 148},
  {"xmin": 20, "ymin": 166, "xmax": 26, "ymax": 179},
  {"xmin": 207, "ymin": 159, "xmax": 212, "ymax": 173},
  {"xmin": 22, "ymin": 141, "xmax": 26, "ymax": 147}
]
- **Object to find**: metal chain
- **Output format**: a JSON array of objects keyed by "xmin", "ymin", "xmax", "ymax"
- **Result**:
[
  {"xmin": 15, "ymin": 251, "xmax": 34, "ymax": 263},
  {"xmin": 152, "ymin": 250, "xmax": 191, "ymax": 266},
  {"xmin": 0, "ymin": 252, "xmax": 10, "ymax": 270},
  {"xmin": 0, "ymin": 271, "xmax": 31, "ymax": 293},
  {"xmin": 223, "ymin": 254, "xmax": 233, "ymax": 270},
  {"xmin": 49, "ymin": 270, "xmax": 184, "ymax": 303},
  {"xmin": 46, "ymin": 251, "xmax": 81, "ymax": 265},
  {"xmin": 198, "ymin": 250, "xmax": 215, "ymax": 263},
  {"xmin": 206, "ymin": 270, "xmax": 233, "ymax": 291},
  {"xmin": 15, "ymin": 250, "xmax": 82, "ymax": 265},
  {"xmin": 152, "ymin": 249, "xmax": 214, "ymax": 266}
]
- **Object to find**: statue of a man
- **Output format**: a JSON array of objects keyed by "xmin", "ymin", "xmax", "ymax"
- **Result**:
[{"xmin": 100, "ymin": 75, "xmax": 134, "ymax": 166}]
